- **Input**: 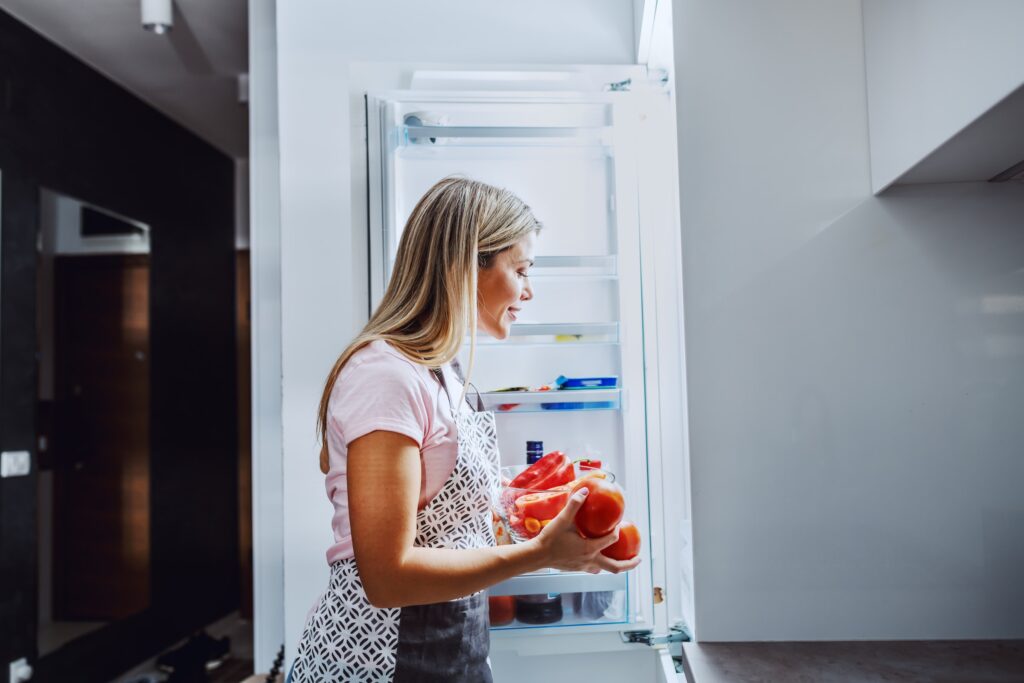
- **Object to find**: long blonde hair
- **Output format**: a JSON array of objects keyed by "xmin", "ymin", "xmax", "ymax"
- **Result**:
[{"xmin": 318, "ymin": 176, "xmax": 541, "ymax": 472}]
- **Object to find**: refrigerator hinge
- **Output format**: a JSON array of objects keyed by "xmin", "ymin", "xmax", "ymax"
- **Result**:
[{"xmin": 620, "ymin": 623, "xmax": 692, "ymax": 648}]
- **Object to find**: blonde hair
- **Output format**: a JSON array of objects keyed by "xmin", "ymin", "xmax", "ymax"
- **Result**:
[{"xmin": 317, "ymin": 176, "xmax": 541, "ymax": 472}]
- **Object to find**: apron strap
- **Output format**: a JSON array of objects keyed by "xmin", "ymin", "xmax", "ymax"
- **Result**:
[{"xmin": 430, "ymin": 362, "xmax": 485, "ymax": 414}]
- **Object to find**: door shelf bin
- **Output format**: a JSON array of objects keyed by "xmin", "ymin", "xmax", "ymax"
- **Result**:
[{"xmin": 482, "ymin": 389, "xmax": 620, "ymax": 413}]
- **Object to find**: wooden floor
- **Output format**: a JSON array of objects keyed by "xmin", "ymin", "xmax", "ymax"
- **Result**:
[{"xmin": 682, "ymin": 640, "xmax": 1024, "ymax": 683}]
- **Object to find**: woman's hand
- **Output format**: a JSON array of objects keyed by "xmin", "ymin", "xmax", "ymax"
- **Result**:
[{"xmin": 531, "ymin": 488, "xmax": 642, "ymax": 575}]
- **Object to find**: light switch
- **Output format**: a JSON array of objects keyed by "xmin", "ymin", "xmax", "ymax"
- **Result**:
[
  {"xmin": 9, "ymin": 657, "xmax": 33, "ymax": 682},
  {"xmin": 1, "ymin": 451, "xmax": 31, "ymax": 478}
]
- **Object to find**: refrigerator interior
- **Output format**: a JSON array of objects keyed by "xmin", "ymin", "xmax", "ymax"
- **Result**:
[{"xmin": 368, "ymin": 91, "xmax": 673, "ymax": 639}]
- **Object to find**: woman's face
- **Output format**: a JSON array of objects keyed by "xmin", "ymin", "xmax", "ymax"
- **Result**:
[{"xmin": 477, "ymin": 232, "xmax": 536, "ymax": 340}]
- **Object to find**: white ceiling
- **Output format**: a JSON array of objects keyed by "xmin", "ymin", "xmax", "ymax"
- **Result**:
[{"xmin": 1, "ymin": 0, "xmax": 248, "ymax": 158}]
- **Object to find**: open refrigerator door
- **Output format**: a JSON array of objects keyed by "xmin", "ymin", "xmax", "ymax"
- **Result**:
[{"xmin": 367, "ymin": 86, "xmax": 690, "ymax": 670}]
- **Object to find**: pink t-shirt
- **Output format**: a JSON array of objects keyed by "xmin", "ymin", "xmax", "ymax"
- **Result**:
[{"xmin": 323, "ymin": 339, "xmax": 466, "ymax": 565}]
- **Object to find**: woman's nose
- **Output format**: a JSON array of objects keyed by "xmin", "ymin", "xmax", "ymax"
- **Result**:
[{"xmin": 521, "ymin": 279, "xmax": 533, "ymax": 301}]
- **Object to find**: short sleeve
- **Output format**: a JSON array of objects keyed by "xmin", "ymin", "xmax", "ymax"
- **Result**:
[{"xmin": 328, "ymin": 347, "xmax": 432, "ymax": 449}]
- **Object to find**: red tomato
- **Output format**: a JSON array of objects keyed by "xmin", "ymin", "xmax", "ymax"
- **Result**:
[
  {"xmin": 508, "ymin": 451, "xmax": 574, "ymax": 490},
  {"xmin": 571, "ymin": 478, "xmax": 625, "ymax": 538},
  {"xmin": 578, "ymin": 459, "xmax": 603, "ymax": 470},
  {"xmin": 601, "ymin": 520, "xmax": 641, "ymax": 560},
  {"xmin": 564, "ymin": 470, "xmax": 607, "ymax": 489},
  {"xmin": 488, "ymin": 595, "xmax": 516, "ymax": 626},
  {"xmin": 514, "ymin": 489, "xmax": 570, "ymax": 520}
]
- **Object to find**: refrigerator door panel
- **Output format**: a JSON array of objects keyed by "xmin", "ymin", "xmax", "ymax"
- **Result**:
[
  {"xmin": 631, "ymin": 92, "xmax": 694, "ymax": 636},
  {"xmin": 606, "ymin": 101, "xmax": 657, "ymax": 634},
  {"xmin": 367, "ymin": 90, "xmax": 665, "ymax": 642}
]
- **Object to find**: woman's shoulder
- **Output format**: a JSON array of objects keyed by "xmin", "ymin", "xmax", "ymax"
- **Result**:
[
  {"xmin": 338, "ymin": 339, "xmax": 431, "ymax": 389},
  {"xmin": 329, "ymin": 340, "xmax": 438, "ymax": 446}
]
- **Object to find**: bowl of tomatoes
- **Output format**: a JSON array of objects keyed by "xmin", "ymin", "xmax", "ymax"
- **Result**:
[{"xmin": 493, "ymin": 451, "xmax": 619, "ymax": 544}]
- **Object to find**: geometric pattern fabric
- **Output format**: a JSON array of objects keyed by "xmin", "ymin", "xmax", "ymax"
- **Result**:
[{"xmin": 291, "ymin": 407, "xmax": 501, "ymax": 682}]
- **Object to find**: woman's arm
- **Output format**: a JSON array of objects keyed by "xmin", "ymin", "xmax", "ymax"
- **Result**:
[{"xmin": 347, "ymin": 430, "xmax": 636, "ymax": 608}]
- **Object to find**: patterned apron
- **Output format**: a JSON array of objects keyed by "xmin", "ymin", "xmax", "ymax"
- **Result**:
[{"xmin": 290, "ymin": 367, "xmax": 500, "ymax": 682}]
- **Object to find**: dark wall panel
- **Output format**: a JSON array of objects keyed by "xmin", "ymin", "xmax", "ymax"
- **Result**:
[
  {"xmin": 0, "ymin": 9, "xmax": 238, "ymax": 682},
  {"xmin": 0, "ymin": 171, "xmax": 40, "ymax": 683}
]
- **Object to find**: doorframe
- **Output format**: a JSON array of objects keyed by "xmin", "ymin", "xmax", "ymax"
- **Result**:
[{"xmin": 248, "ymin": 0, "xmax": 286, "ymax": 672}]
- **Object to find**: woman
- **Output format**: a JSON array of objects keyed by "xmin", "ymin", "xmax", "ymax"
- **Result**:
[{"xmin": 289, "ymin": 177, "xmax": 640, "ymax": 682}]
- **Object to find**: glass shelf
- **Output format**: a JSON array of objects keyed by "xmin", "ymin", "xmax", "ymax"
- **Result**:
[
  {"xmin": 482, "ymin": 389, "xmax": 620, "ymax": 413},
  {"xmin": 488, "ymin": 608, "xmax": 628, "ymax": 631},
  {"xmin": 531, "ymin": 255, "xmax": 618, "ymax": 278},
  {"xmin": 487, "ymin": 568, "xmax": 627, "ymax": 597},
  {"xmin": 403, "ymin": 124, "xmax": 611, "ymax": 139},
  {"xmin": 473, "ymin": 322, "xmax": 619, "ymax": 346}
]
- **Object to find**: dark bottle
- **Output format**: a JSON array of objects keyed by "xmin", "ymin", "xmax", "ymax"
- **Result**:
[
  {"xmin": 514, "ymin": 593, "xmax": 564, "ymax": 625},
  {"xmin": 514, "ymin": 439, "xmax": 563, "ymax": 624}
]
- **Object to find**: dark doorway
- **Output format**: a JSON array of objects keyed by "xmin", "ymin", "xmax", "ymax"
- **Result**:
[
  {"xmin": 36, "ymin": 193, "xmax": 152, "ymax": 655},
  {"xmin": 51, "ymin": 254, "xmax": 151, "ymax": 620}
]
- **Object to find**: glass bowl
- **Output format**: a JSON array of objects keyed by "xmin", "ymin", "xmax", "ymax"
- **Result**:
[{"xmin": 492, "ymin": 464, "xmax": 614, "ymax": 544}]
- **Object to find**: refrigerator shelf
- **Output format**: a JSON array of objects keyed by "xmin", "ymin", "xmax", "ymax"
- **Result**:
[
  {"xmin": 474, "ymin": 322, "xmax": 620, "ymax": 345},
  {"xmin": 403, "ymin": 124, "xmax": 612, "ymax": 143},
  {"xmin": 488, "ymin": 611, "xmax": 630, "ymax": 632},
  {"xmin": 487, "ymin": 569, "xmax": 627, "ymax": 597},
  {"xmin": 482, "ymin": 388, "xmax": 621, "ymax": 413}
]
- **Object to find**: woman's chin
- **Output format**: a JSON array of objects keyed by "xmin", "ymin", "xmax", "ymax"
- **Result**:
[{"xmin": 478, "ymin": 322, "xmax": 509, "ymax": 341}]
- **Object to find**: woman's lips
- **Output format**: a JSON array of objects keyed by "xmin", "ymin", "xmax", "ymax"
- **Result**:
[{"xmin": 507, "ymin": 307, "xmax": 519, "ymax": 322}]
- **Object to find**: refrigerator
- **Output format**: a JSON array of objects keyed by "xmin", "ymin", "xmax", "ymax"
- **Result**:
[{"xmin": 366, "ymin": 84, "xmax": 690, "ymax": 681}]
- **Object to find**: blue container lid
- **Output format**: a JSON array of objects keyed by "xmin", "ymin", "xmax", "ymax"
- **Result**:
[{"xmin": 555, "ymin": 375, "xmax": 619, "ymax": 389}]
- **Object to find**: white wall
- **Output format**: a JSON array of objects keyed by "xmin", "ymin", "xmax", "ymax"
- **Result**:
[
  {"xmin": 265, "ymin": 0, "xmax": 637, "ymax": 665},
  {"xmin": 863, "ymin": 0, "xmax": 1024, "ymax": 192},
  {"xmin": 674, "ymin": 0, "xmax": 1024, "ymax": 640},
  {"xmin": 249, "ymin": 0, "xmax": 284, "ymax": 670}
]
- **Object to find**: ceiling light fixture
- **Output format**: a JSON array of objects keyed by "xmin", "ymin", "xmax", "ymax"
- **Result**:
[{"xmin": 142, "ymin": 0, "xmax": 173, "ymax": 35}]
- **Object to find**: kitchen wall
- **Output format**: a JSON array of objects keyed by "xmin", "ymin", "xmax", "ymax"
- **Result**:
[
  {"xmin": 674, "ymin": 0, "xmax": 1024, "ymax": 640},
  {"xmin": 252, "ymin": 0, "xmax": 639, "ymax": 669}
]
